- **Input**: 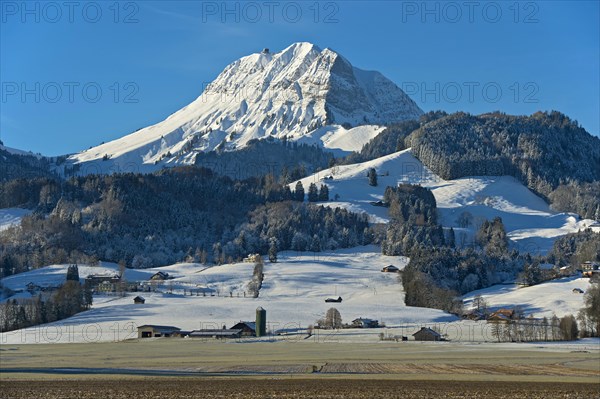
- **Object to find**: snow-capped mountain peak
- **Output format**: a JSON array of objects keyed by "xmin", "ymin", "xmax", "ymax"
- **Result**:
[{"xmin": 69, "ymin": 42, "xmax": 423, "ymax": 173}]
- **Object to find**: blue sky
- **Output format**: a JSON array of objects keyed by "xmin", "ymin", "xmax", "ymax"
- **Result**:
[{"xmin": 1, "ymin": 1, "xmax": 598, "ymax": 156}]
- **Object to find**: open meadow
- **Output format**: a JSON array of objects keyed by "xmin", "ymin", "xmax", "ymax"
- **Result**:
[{"xmin": 1, "ymin": 339, "xmax": 599, "ymax": 398}]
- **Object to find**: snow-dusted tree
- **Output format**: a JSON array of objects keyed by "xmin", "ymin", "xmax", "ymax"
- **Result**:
[
  {"xmin": 268, "ymin": 238, "xmax": 278, "ymax": 263},
  {"xmin": 310, "ymin": 235, "xmax": 321, "ymax": 253},
  {"xmin": 294, "ymin": 181, "xmax": 305, "ymax": 202},
  {"xmin": 307, "ymin": 183, "xmax": 319, "ymax": 202},
  {"xmin": 291, "ymin": 232, "xmax": 307, "ymax": 251},
  {"xmin": 367, "ymin": 168, "xmax": 377, "ymax": 186},
  {"xmin": 318, "ymin": 184, "xmax": 329, "ymax": 201}
]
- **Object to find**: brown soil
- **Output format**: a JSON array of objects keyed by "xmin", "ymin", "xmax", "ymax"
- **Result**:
[{"xmin": 1, "ymin": 379, "xmax": 599, "ymax": 399}]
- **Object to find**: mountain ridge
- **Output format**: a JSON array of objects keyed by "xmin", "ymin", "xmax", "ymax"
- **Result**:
[{"xmin": 67, "ymin": 42, "xmax": 423, "ymax": 175}]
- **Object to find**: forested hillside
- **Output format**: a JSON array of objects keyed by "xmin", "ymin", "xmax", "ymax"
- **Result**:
[
  {"xmin": 381, "ymin": 184, "xmax": 445, "ymax": 256},
  {"xmin": 0, "ymin": 168, "xmax": 372, "ymax": 276},
  {"xmin": 406, "ymin": 111, "xmax": 600, "ymax": 219},
  {"xmin": 193, "ymin": 138, "xmax": 334, "ymax": 180},
  {"xmin": 0, "ymin": 146, "xmax": 56, "ymax": 182}
]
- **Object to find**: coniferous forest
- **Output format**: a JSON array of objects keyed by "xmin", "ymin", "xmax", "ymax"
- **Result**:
[{"xmin": 0, "ymin": 167, "xmax": 372, "ymax": 277}]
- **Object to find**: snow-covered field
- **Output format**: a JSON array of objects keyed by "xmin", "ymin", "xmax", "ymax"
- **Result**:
[
  {"xmin": 296, "ymin": 124, "xmax": 385, "ymax": 156},
  {"xmin": 294, "ymin": 148, "xmax": 598, "ymax": 254},
  {"xmin": 2, "ymin": 246, "xmax": 594, "ymax": 345},
  {"xmin": 0, "ymin": 208, "xmax": 31, "ymax": 232},
  {"xmin": 2, "ymin": 247, "xmax": 457, "ymax": 344},
  {"xmin": 463, "ymin": 276, "xmax": 592, "ymax": 318}
]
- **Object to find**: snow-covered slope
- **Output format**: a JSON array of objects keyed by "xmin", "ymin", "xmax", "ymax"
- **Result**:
[
  {"xmin": 67, "ymin": 42, "xmax": 422, "ymax": 174},
  {"xmin": 463, "ymin": 277, "xmax": 592, "ymax": 318},
  {"xmin": 293, "ymin": 149, "xmax": 599, "ymax": 254},
  {"xmin": 0, "ymin": 144, "xmax": 44, "ymax": 159},
  {"xmin": 0, "ymin": 247, "xmax": 460, "ymax": 344},
  {"xmin": 2, "ymin": 247, "xmax": 593, "ymax": 344}
]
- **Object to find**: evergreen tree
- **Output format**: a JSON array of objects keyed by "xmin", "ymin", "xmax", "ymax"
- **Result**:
[
  {"xmin": 268, "ymin": 238, "xmax": 278, "ymax": 263},
  {"xmin": 310, "ymin": 235, "xmax": 321, "ymax": 253},
  {"xmin": 66, "ymin": 264, "xmax": 79, "ymax": 282},
  {"xmin": 83, "ymin": 283, "xmax": 93, "ymax": 309},
  {"xmin": 523, "ymin": 261, "xmax": 542, "ymax": 285},
  {"xmin": 307, "ymin": 183, "xmax": 319, "ymax": 202},
  {"xmin": 318, "ymin": 184, "xmax": 329, "ymax": 201},
  {"xmin": 367, "ymin": 168, "xmax": 378, "ymax": 186},
  {"xmin": 447, "ymin": 227, "xmax": 456, "ymax": 248},
  {"xmin": 294, "ymin": 181, "xmax": 305, "ymax": 202}
]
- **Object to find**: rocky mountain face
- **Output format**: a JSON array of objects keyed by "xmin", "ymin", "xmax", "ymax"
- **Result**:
[{"xmin": 67, "ymin": 42, "xmax": 422, "ymax": 174}]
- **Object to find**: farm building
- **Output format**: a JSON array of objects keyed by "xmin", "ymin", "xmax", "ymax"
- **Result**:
[
  {"xmin": 325, "ymin": 296, "xmax": 343, "ymax": 303},
  {"xmin": 583, "ymin": 269, "xmax": 600, "ymax": 279},
  {"xmin": 230, "ymin": 321, "xmax": 256, "ymax": 337},
  {"xmin": 351, "ymin": 318, "xmax": 379, "ymax": 328},
  {"xmin": 381, "ymin": 265, "xmax": 399, "ymax": 273},
  {"xmin": 133, "ymin": 296, "xmax": 145, "ymax": 304},
  {"xmin": 580, "ymin": 261, "xmax": 599, "ymax": 271},
  {"xmin": 137, "ymin": 325, "xmax": 181, "ymax": 338},
  {"xmin": 150, "ymin": 271, "xmax": 170, "ymax": 281},
  {"xmin": 412, "ymin": 327, "xmax": 442, "ymax": 341},
  {"xmin": 188, "ymin": 329, "xmax": 242, "ymax": 339},
  {"xmin": 85, "ymin": 275, "xmax": 121, "ymax": 290},
  {"xmin": 462, "ymin": 310, "xmax": 485, "ymax": 321},
  {"xmin": 559, "ymin": 265, "xmax": 572, "ymax": 276},
  {"xmin": 256, "ymin": 307, "xmax": 267, "ymax": 337},
  {"xmin": 96, "ymin": 280, "xmax": 118, "ymax": 293},
  {"xmin": 243, "ymin": 253, "xmax": 261, "ymax": 263},
  {"xmin": 487, "ymin": 309, "xmax": 515, "ymax": 323}
]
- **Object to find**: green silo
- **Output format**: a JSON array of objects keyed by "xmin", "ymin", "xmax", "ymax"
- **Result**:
[{"xmin": 255, "ymin": 307, "xmax": 266, "ymax": 337}]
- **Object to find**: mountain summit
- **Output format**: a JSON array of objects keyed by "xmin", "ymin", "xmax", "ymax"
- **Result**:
[{"xmin": 70, "ymin": 42, "xmax": 422, "ymax": 172}]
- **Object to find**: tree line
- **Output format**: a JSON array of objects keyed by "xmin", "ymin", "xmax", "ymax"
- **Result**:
[
  {"xmin": 0, "ymin": 265, "xmax": 92, "ymax": 332},
  {"xmin": 0, "ymin": 167, "xmax": 371, "ymax": 276}
]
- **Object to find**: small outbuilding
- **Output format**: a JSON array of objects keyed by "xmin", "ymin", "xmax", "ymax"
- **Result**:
[
  {"xmin": 137, "ymin": 325, "xmax": 181, "ymax": 338},
  {"xmin": 412, "ymin": 327, "xmax": 442, "ymax": 341},
  {"xmin": 325, "ymin": 296, "xmax": 343, "ymax": 303},
  {"xmin": 26, "ymin": 282, "xmax": 41, "ymax": 292},
  {"xmin": 133, "ymin": 296, "xmax": 145, "ymax": 304},
  {"xmin": 381, "ymin": 265, "xmax": 399, "ymax": 273}
]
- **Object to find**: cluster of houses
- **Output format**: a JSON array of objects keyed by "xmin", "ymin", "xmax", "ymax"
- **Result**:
[
  {"xmin": 463, "ymin": 308, "xmax": 518, "ymax": 322},
  {"xmin": 84, "ymin": 271, "xmax": 173, "ymax": 294}
]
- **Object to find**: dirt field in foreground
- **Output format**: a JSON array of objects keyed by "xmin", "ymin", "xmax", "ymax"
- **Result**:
[{"xmin": 2, "ymin": 379, "xmax": 599, "ymax": 399}]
